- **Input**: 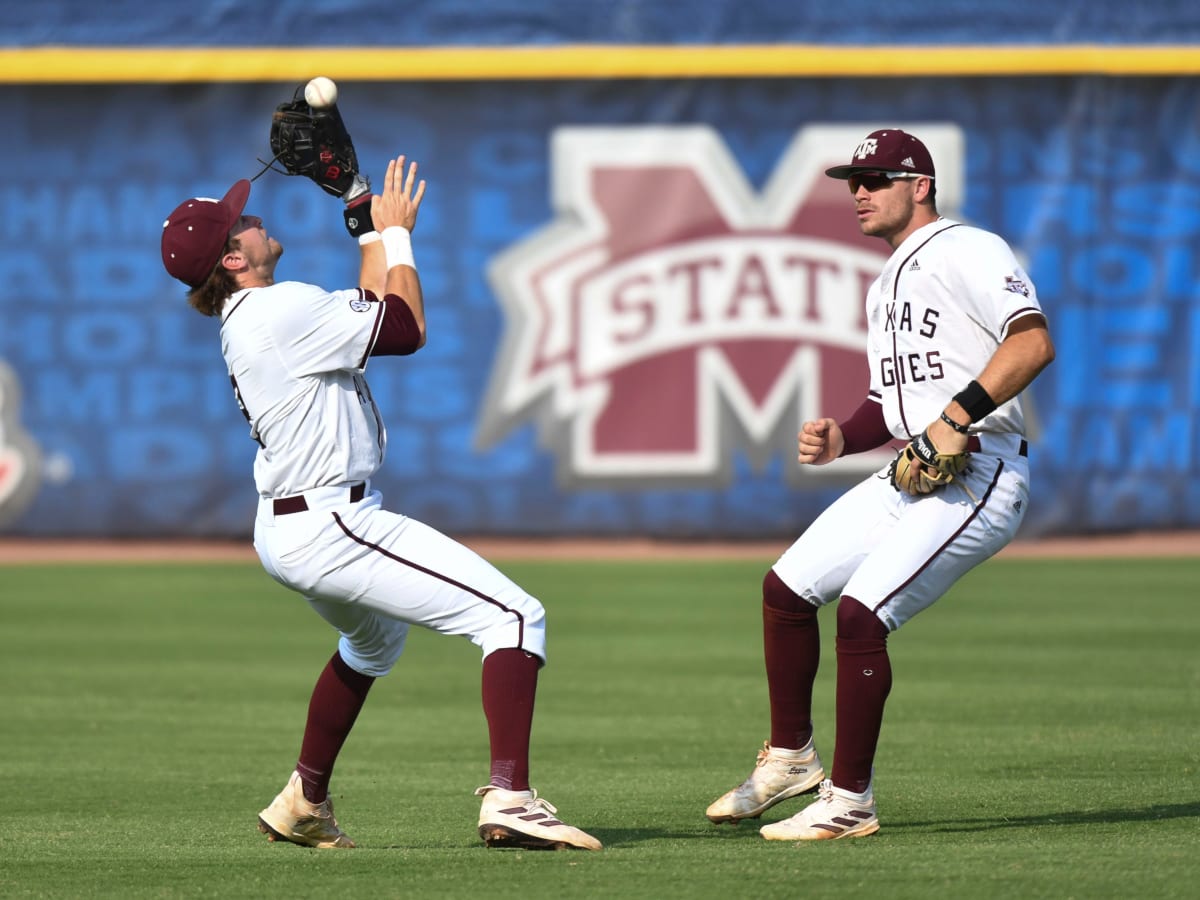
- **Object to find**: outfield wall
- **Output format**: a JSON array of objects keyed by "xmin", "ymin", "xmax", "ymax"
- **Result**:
[{"xmin": 1, "ymin": 3, "xmax": 1198, "ymax": 539}]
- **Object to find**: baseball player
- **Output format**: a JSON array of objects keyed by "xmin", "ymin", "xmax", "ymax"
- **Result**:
[
  {"xmin": 705, "ymin": 129, "xmax": 1055, "ymax": 840},
  {"xmin": 160, "ymin": 156, "xmax": 601, "ymax": 852}
]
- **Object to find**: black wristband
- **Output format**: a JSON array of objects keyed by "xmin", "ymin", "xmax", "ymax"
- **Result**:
[
  {"xmin": 343, "ymin": 194, "xmax": 375, "ymax": 238},
  {"xmin": 939, "ymin": 411, "xmax": 971, "ymax": 435},
  {"xmin": 953, "ymin": 380, "xmax": 997, "ymax": 423}
]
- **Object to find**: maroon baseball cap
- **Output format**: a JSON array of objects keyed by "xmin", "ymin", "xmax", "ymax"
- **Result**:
[
  {"xmin": 161, "ymin": 179, "xmax": 251, "ymax": 287},
  {"xmin": 824, "ymin": 129, "xmax": 936, "ymax": 180}
]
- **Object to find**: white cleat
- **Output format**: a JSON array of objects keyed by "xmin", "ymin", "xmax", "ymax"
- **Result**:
[
  {"xmin": 475, "ymin": 785, "xmax": 603, "ymax": 851},
  {"xmin": 759, "ymin": 778, "xmax": 879, "ymax": 841},
  {"xmin": 257, "ymin": 770, "xmax": 355, "ymax": 848},
  {"xmin": 706, "ymin": 739, "xmax": 825, "ymax": 824}
]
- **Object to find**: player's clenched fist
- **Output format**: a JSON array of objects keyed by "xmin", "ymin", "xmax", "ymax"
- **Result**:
[
  {"xmin": 371, "ymin": 156, "xmax": 426, "ymax": 233},
  {"xmin": 797, "ymin": 418, "xmax": 844, "ymax": 466}
]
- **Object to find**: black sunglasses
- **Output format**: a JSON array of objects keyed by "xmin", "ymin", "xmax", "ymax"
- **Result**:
[{"xmin": 846, "ymin": 171, "xmax": 926, "ymax": 193}]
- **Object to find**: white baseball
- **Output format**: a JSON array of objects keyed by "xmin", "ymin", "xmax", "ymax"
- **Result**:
[{"xmin": 304, "ymin": 76, "xmax": 338, "ymax": 109}]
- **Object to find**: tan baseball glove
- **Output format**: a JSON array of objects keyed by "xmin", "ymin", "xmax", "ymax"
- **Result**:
[{"xmin": 889, "ymin": 428, "xmax": 971, "ymax": 496}]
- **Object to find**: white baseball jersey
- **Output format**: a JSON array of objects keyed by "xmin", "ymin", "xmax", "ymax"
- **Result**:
[
  {"xmin": 773, "ymin": 218, "xmax": 1043, "ymax": 632},
  {"xmin": 221, "ymin": 281, "xmax": 387, "ymax": 498},
  {"xmin": 865, "ymin": 218, "xmax": 1044, "ymax": 440}
]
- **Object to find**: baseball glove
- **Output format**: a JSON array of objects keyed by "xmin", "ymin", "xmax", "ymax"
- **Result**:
[
  {"xmin": 889, "ymin": 428, "xmax": 970, "ymax": 496},
  {"xmin": 267, "ymin": 86, "xmax": 370, "ymax": 201}
]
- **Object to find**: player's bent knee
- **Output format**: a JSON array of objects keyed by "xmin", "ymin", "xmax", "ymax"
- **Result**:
[
  {"xmin": 336, "ymin": 640, "xmax": 403, "ymax": 677},
  {"xmin": 763, "ymin": 569, "xmax": 817, "ymax": 618},
  {"xmin": 836, "ymin": 595, "xmax": 889, "ymax": 641},
  {"xmin": 483, "ymin": 645, "xmax": 546, "ymax": 668},
  {"xmin": 331, "ymin": 615, "xmax": 410, "ymax": 677},
  {"xmin": 476, "ymin": 596, "xmax": 547, "ymax": 662}
]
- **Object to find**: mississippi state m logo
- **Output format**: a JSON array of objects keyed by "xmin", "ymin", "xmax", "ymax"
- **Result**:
[{"xmin": 478, "ymin": 124, "xmax": 963, "ymax": 485}]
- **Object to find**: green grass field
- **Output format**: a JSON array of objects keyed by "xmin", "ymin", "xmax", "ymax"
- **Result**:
[{"xmin": 1, "ymin": 555, "xmax": 1196, "ymax": 899}]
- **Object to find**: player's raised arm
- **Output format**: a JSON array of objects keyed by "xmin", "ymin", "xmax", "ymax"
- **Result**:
[
  {"xmin": 353, "ymin": 205, "xmax": 387, "ymax": 299},
  {"xmin": 371, "ymin": 156, "xmax": 427, "ymax": 348},
  {"xmin": 340, "ymin": 188, "xmax": 383, "ymax": 297}
]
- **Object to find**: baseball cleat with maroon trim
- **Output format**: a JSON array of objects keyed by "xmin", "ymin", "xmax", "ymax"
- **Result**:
[
  {"xmin": 257, "ymin": 770, "xmax": 356, "ymax": 848},
  {"xmin": 759, "ymin": 778, "xmax": 879, "ymax": 841},
  {"xmin": 475, "ymin": 785, "xmax": 602, "ymax": 851},
  {"xmin": 706, "ymin": 739, "xmax": 825, "ymax": 824}
]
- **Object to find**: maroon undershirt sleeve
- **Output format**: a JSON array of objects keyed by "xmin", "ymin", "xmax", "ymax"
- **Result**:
[
  {"xmin": 369, "ymin": 294, "xmax": 422, "ymax": 356},
  {"xmin": 837, "ymin": 396, "xmax": 894, "ymax": 457}
]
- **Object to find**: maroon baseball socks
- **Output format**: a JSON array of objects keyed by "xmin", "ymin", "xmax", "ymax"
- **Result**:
[
  {"xmin": 832, "ymin": 598, "xmax": 892, "ymax": 795},
  {"xmin": 295, "ymin": 651, "xmax": 375, "ymax": 804},
  {"xmin": 762, "ymin": 570, "xmax": 820, "ymax": 750},
  {"xmin": 481, "ymin": 648, "xmax": 541, "ymax": 792}
]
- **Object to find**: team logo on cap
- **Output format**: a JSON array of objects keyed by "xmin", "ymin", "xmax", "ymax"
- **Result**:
[
  {"xmin": 480, "ymin": 125, "xmax": 961, "ymax": 486},
  {"xmin": 853, "ymin": 138, "xmax": 879, "ymax": 160}
]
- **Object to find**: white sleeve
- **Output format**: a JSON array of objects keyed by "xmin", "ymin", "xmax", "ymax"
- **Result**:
[
  {"xmin": 269, "ymin": 282, "xmax": 385, "ymax": 376},
  {"xmin": 960, "ymin": 232, "xmax": 1045, "ymax": 340}
]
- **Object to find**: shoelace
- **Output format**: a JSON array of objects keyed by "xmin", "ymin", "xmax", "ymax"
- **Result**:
[
  {"xmin": 476, "ymin": 785, "xmax": 559, "ymax": 815},
  {"xmin": 816, "ymin": 779, "xmax": 835, "ymax": 803},
  {"xmin": 525, "ymin": 795, "xmax": 558, "ymax": 815},
  {"xmin": 754, "ymin": 740, "xmax": 771, "ymax": 768},
  {"xmin": 756, "ymin": 739, "xmax": 813, "ymax": 770}
]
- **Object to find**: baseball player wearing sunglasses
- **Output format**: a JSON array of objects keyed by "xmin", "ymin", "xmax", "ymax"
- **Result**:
[{"xmin": 706, "ymin": 129, "xmax": 1055, "ymax": 840}]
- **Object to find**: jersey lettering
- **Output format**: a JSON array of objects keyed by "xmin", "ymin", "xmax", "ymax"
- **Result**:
[
  {"xmin": 880, "ymin": 351, "xmax": 944, "ymax": 386},
  {"xmin": 884, "ymin": 301, "xmax": 939, "ymax": 338},
  {"xmin": 920, "ymin": 308, "xmax": 939, "ymax": 338}
]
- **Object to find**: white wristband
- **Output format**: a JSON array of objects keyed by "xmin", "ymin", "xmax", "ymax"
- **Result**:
[
  {"xmin": 357, "ymin": 231, "xmax": 381, "ymax": 246},
  {"xmin": 381, "ymin": 226, "xmax": 415, "ymax": 270}
]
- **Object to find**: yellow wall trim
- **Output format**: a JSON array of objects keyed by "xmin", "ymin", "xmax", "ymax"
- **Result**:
[{"xmin": 2, "ymin": 44, "xmax": 1198, "ymax": 82}]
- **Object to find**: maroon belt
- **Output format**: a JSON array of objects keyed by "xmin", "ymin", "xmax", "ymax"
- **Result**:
[
  {"xmin": 966, "ymin": 437, "xmax": 1028, "ymax": 457},
  {"xmin": 273, "ymin": 482, "xmax": 366, "ymax": 515}
]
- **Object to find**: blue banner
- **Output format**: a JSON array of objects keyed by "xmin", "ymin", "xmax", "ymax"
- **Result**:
[{"xmin": 1, "ymin": 75, "xmax": 1198, "ymax": 537}]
